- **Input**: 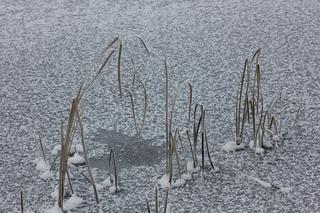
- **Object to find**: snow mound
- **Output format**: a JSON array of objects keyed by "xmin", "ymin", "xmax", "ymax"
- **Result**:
[
  {"xmin": 222, "ymin": 141, "xmax": 245, "ymax": 152},
  {"xmin": 33, "ymin": 158, "xmax": 50, "ymax": 172},
  {"xmin": 64, "ymin": 194, "xmax": 84, "ymax": 211},
  {"xmin": 69, "ymin": 153, "xmax": 85, "ymax": 165}
]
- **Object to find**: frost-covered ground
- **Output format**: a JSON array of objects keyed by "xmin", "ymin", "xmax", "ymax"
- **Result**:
[{"xmin": 1, "ymin": 0, "xmax": 320, "ymax": 212}]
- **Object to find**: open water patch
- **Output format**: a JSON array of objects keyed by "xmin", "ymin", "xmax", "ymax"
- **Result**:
[{"xmin": 90, "ymin": 129, "xmax": 163, "ymax": 170}]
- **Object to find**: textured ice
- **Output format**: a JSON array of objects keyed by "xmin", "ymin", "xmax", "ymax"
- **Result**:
[{"xmin": 1, "ymin": 0, "xmax": 320, "ymax": 212}]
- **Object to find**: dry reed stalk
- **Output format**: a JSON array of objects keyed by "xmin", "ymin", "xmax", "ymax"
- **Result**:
[
  {"xmin": 75, "ymin": 102, "xmax": 99, "ymax": 204},
  {"xmin": 20, "ymin": 191, "xmax": 24, "ymax": 213},
  {"xmin": 165, "ymin": 60, "xmax": 169, "ymax": 175},
  {"xmin": 117, "ymin": 39, "xmax": 123, "ymax": 99},
  {"xmin": 136, "ymin": 37, "xmax": 150, "ymax": 54}
]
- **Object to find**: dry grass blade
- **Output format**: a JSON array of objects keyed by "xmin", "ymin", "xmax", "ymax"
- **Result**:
[
  {"xmin": 188, "ymin": 82, "xmax": 192, "ymax": 127},
  {"xmin": 102, "ymin": 37, "xmax": 119, "ymax": 55},
  {"xmin": 204, "ymin": 130, "xmax": 215, "ymax": 170},
  {"xmin": 58, "ymin": 99, "xmax": 78, "ymax": 209},
  {"xmin": 95, "ymin": 49, "xmax": 116, "ymax": 79},
  {"xmin": 130, "ymin": 57, "xmax": 137, "ymax": 90},
  {"xmin": 236, "ymin": 59, "xmax": 248, "ymax": 140},
  {"xmin": 137, "ymin": 78, "xmax": 148, "ymax": 136},
  {"xmin": 118, "ymin": 39, "xmax": 123, "ymax": 99},
  {"xmin": 125, "ymin": 89, "xmax": 138, "ymax": 134},
  {"xmin": 155, "ymin": 187, "xmax": 159, "ymax": 213},
  {"xmin": 66, "ymin": 168, "xmax": 74, "ymax": 194},
  {"xmin": 81, "ymin": 172, "xmax": 92, "ymax": 185},
  {"xmin": 136, "ymin": 37, "xmax": 150, "ymax": 54},
  {"xmin": 109, "ymin": 149, "xmax": 119, "ymax": 192},
  {"xmin": 163, "ymin": 189, "xmax": 169, "ymax": 213},
  {"xmin": 20, "ymin": 191, "xmax": 24, "ymax": 213},
  {"xmin": 75, "ymin": 102, "xmax": 99, "ymax": 204},
  {"xmin": 165, "ymin": 60, "xmax": 169, "ymax": 175},
  {"xmin": 37, "ymin": 132, "xmax": 46, "ymax": 162},
  {"xmin": 186, "ymin": 130, "xmax": 196, "ymax": 169},
  {"xmin": 173, "ymin": 130, "xmax": 181, "ymax": 178},
  {"xmin": 250, "ymin": 48, "xmax": 261, "ymax": 65},
  {"xmin": 146, "ymin": 197, "xmax": 151, "ymax": 213},
  {"xmin": 293, "ymin": 107, "xmax": 301, "ymax": 126},
  {"xmin": 201, "ymin": 132, "xmax": 205, "ymax": 173}
]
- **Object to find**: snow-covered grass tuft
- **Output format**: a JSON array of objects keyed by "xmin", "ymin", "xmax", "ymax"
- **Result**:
[
  {"xmin": 45, "ymin": 206, "xmax": 63, "ymax": 213},
  {"xmin": 33, "ymin": 158, "xmax": 50, "ymax": 173},
  {"xmin": 222, "ymin": 141, "xmax": 245, "ymax": 152},
  {"xmin": 64, "ymin": 194, "xmax": 84, "ymax": 211},
  {"xmin": 158, "ymin": 174, "xmax": 170, "ymax": 188},
  {"xmin": 68, "ymin": 152, "xmax": 86, "ymax": 165}
]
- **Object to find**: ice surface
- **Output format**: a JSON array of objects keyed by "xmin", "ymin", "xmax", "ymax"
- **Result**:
[{"xmin": 1, "ymin": 0, "xmax": 320, "ymax": 212}]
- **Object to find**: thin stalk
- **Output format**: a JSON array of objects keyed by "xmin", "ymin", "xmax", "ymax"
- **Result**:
[
  {"xmin": 188, "ymin": 82, "xmax": 192, "ymax": 127},
  {"xmin": 155, "ymin": 187, "xmax": 158, "ymax": 213},
  {"xmin": 20, "ymin": 191, "xmax": 24, "ymax": 213},
  {"xmin": 117, "ymin": 39, "xmax": 123, "ymax": 99},
  {"xmin": 163, "ymin": 189, "xmax": 169, "ymax": 213},
  {"xmin": 136, "ymin": 37, "xmax": 150, "ymax": 54},
  {"xmin": 204, "ymin": 130, "xmax": 215, "ymax": 170},
  {"xmin": 38, "ymin": 132, "xmax": 46, "ymax": 162},
  {"xmin": 137, "ymin": 78, "xmax": 148, "ymax": 136},
  {"xmin": 125, "ymin": 89, "xmax": 138, "ymax": 135},
  {"xmin": 75, "ymin": 103, "xmax": 99, "ymax": 204},
  {"xmin": 165, "ymin": 60, "xmax": 169, "ymax": 175}
]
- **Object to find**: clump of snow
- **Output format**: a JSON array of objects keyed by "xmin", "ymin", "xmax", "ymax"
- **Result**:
[
  {"xmin": 187, "ymin": 161, "xmax": 200, "ymax": 173},
  {"xmin": 89, "ymin": 183, "xmax": 104, "ymax": 193},
  {"xmin": 172, "ymin": 177, "xmax": 186, "ymax": 188},
  {"xmin": 68, "ymin": 152, "xmax": 85, "ymax": 165},
  {"xmin": 75, "ymin": 143, "xmax": 84, "ymax": 153},
  {"xmin": 181, "ymin": 173, "xmax": 192, "ymax": 180},
  {"xmin": 222, "ymin": 141, "xmax": 245, "ymax": 152},
  {"xmin": 109, "ymin": 185, "xmax": 120, "ymax": 193},
  {"xmin": 45, "ymin": 206, "xmax": 62, "ymax": 213},
  {"xmin": 249, "ymin": 140, "xmax": 265, "ymax": 154},
  {"xmin": 50, "ymin": 186, "xmax": 59, "ymax": 200},
  {"xmin": 33, "ymin": 158, "xmax": 50, "ymax": 172},
  {"xmin": 158, "ymin": 174, "xmax": 170, "ymax": 188},
  {"xmin": 64, "ymin": 194, "xmax": 84, "ymax": 211},
  {"xmin": 39, "ymin": 170, "xmax": 54, "ymax": 179},
  {"xmin": 51, "ymin": 145, "xmax": 61, "ymax": 155},
  {"xmin": 103, "ymin": 176, "xmax": 113, "ymax": 187},
  {"xmin": 262, "ymin": 138, "xmax": 273, "ymax": 149},
  {"xmin": 272, "ymin": 134, "xmax": 281, "ymax": 143},
  {"xmin": 165, "ymin": 203, "xmax": 171, "ymax": 213},
  {"xmin": 69, "ymin": 144, "xmax": 76, "ymax": 154}
]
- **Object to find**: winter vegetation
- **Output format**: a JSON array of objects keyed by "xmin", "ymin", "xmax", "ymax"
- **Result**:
[{"xmin": 1, "ymin": 0, "xmax": 320, "ymax": 212}]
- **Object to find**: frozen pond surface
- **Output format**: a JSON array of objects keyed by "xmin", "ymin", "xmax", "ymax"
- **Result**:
[
  {"xmin": 1, "ymin": 0, "xmax": 320, "ymax": 212},
  {"xmin": 90, "ymin": 130, "xmax": 163, "ymax": 169}
]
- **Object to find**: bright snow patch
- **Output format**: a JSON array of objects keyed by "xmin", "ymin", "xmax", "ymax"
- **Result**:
[
  {"xmin": 51, "ymin": 145, "xmax": 61, "ymax": 155},
  {"xmin": 172, "ymin": 178, "xmax": 186, "ymax": 188},
  {"xmin": 75, "ymin": 143, "xmax": 84, "ymax": 153},
  {"xmin": 158, "ymin": 174, "xmax": 170, "ymax": 188},
  {"xmin": 181, "ymin": 173, "xmax": 192, "ymax": 180},
  {"xmin": 262, "ymin": 138, "xmax": 273, "ymax": 149},
  {"xmin": 109, "ymin": 185, "xmax": 120, "ymax": 193},
  {"xmin": 222, "ymin": 141, "xmax": 245, "ymax": 152},
  {"xmin": 45, "ymin": 206, "xmax": 62, "ymax": 213},
  {"xmin": 103, "ymin": 176, "xmax": 113, "ymax": 187},
  {"xmin": 187, "ymin": 161, "xmax": 200, "ymax": 173},
  {"xmin": 39, "ymin": 170, "xmax": 54, "ymax": 179},
  {"xmin": 64, "ymin": 194, "xmax": 84, "ymax": 211},
  {"xmin": 69, "ymin": 153, "xmax": 85, "ymax": 165},
  {"xmin": 33, "ymin": 158, "xmax": 50, "ymax": 172}
]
